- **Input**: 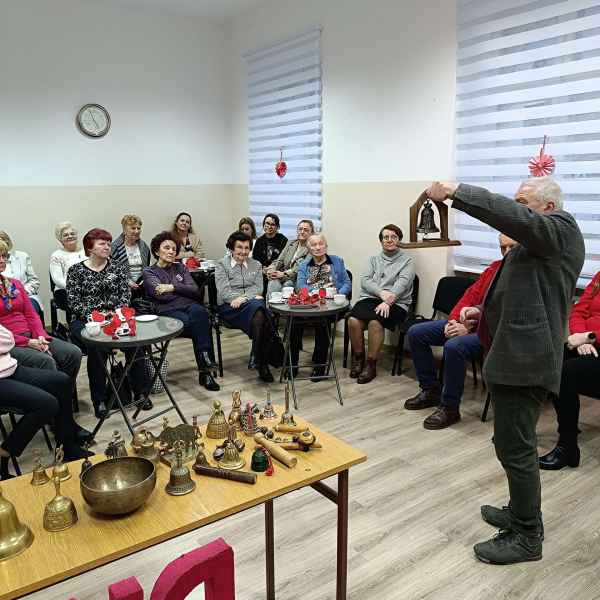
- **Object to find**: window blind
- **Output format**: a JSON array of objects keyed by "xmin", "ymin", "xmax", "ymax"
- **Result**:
[
  {"xmin": 455, "ymin": 0, "xmax": 600, "ymax": 285},
  {"xmin": 244, "ymin": 28, "xmax": 322, "ymax": 239}
]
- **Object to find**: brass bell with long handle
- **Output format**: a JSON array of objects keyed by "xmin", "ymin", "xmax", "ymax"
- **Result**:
[
  {"xmin": 165, "ymin": 441, "xmax": 196, "ymax": 496},
  {"xmin": 0, "ymin": 485, "xmax": 34, "ymax": 560},
  {"xmin": 416, "ymin": 199, "xmax": 440, "ymax": 235},
  {"xmin": 43, "ymin": 476, "xmax": 78, "ymax": 532},
  {"xmin": 51, "ymin": 445, "xmax": 71, "ymax": 483}
]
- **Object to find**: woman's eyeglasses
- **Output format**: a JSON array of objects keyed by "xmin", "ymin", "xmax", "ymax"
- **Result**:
[{"xmin": 382, "ymin": 235, "xmax": 399, "ymax": 241}]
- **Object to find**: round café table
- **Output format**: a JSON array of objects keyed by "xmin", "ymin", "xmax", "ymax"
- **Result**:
[
  {"xmin": 82, "ymin": 316, "xmax": 185, "ymax": 438},
  {"xmin": 269, "ymin": 299, "xmax": 349, "ymax": 409}
]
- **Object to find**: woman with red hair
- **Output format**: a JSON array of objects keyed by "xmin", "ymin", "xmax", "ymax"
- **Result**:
[
  {"xmin": 539, "ymin": 272, "xmax": 600, "ymax": 470},
  {"xmin": 67, "ymin": 228, "xmax": 149, "ymax": 418}
]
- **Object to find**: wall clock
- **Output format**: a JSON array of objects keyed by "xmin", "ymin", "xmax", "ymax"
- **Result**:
[{"xmin": 76, "ymin": 103, "xmax": 111, "ymax": 138}]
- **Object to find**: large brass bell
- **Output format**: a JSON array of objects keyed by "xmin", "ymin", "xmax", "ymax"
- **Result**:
[
  {"xmin": 218, "ymin": 423, "xmax": 246, "ymax": 471},
  {"xmin": 51, "ymin": 445, "xmax": 71, "ymax": 482},
  {"xmin": 206, "ymin": 400, "xmax": 229, "ymax": 439},
  {"xmin": 165, "ymin": 441, "xmax": 196, "ymax": 496},
  {"xmin": 0, "ymin": 485, "xmax": 34, "ymax": 560},
  {"xmin": 43, "ymin": 476, "xmax": 78, "ymax": 532},
  {"xmin": 416, "ymin": 199, "xmax": 440, "ymax": 235}
]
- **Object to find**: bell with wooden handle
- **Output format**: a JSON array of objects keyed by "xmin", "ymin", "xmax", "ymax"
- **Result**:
[
  {"xmin": 43, "ymin": 476, "xmax": 78, "ymax": 532},
  {"xmin": 0, "ymin": 485, "xmax": 34, "ymax": 560},
  {"xmin": 416, "ymin": 199, "xmax": 440, "ymax": 235}
]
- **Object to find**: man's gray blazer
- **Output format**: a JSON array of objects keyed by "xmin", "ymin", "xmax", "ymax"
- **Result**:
[{"xmin": 452, "ymin": 184, "xmax": 585, "ymax": 396}]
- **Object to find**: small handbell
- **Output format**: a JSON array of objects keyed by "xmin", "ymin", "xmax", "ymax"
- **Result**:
[
  {"xmin": 30, "ymin": 449, "xmax": 50, "ymax": 486},
  {"xmin": 0, "ymin": 486, "xmax": 34, "ymax": 560},
  {"xmin": 262, "ymin": 387, "xmax": 277, "ymax": 420},
  {"xmin": 80, "ymin": 443, "xmax": 93, "ymax": 475},
  {"xmin": 278, "ymin": 384, "xmax": 296, "ymax": 427},
  {"xmin": 416, "ymin": 199, "xmax": 440, "ymax": 235},
  {"xmin": 51, "ymin": 445, "xmax": 71, "ymax": 482},
  {"xmin": 218, "ymin": 423, "xmax": 246, "ymax": 471},
  {"xmin": 206, "ymin": 400, "xmax": 229, "ymax": 439},
  {"xmin": 43, "ymin": 476, "xmax": 78, "ymax": 532},
  {"xmin": 165, "ymin": 441, "xmax": 196, "ymax": 496}
]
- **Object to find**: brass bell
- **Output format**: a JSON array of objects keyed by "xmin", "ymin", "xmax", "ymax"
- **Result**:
[
  {"xmin": 0, "ymin": 485, "xmax": 34, "ymax": 560},
  {"xmin": 416, "ymin": 199, "xmax": 440, "ymax": 235},
  {"xmin": 51, "ymin": 445, "xmax": 71, "ymax": 483},
  {"xmin": 43, "ymin": 476, "xmax": 78, "ymax": 532},
  {"xmin": 218, "ymin": 423, "xmax": 246, "ymax": 471},
  {"xmin": 278, "ymin": 384, "xmax": 296, "ymax": 427},
  {"xmin": 206, "ymin": 400, "xmax": 229, "ymax": 439},
  {"xmin": 131, "ymin": 429, "xmax": 159, "ymax": 464},
  {"xmin": 165, "ymin": 441, "xmax": 196, "ymax": 496},
  {"xmin": 262, "ymin": 387, "xmax": 277, "ymax": 420},
  {"xmin": 30, "ymin": 449, "xmax": 50, "ymax": 486},
  {"xmin": 80, "ymin": 443, "xmax": 93, "ymax": 475},
  {"xmin": 228, "ymin": 391, "xmax": 242, "ymax": 432}
]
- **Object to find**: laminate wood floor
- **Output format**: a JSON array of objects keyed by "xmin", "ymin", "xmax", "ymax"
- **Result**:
[{"xmin": 13, "ymin": 329, "xmax": 600, "ymax": 600}]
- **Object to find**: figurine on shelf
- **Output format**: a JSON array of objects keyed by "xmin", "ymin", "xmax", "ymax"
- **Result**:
[{"xmin": 228, "ymin": 391, "xmax": 242, "ymax": 432}]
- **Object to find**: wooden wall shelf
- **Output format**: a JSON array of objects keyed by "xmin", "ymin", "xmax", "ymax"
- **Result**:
[{"xmin": 399, "ymin": 239, "xmax": 461, "ymax": 249}]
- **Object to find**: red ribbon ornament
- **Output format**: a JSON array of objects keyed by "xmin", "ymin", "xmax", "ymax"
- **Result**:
[
  {"xmin": 528, "ymin": 135, "xmax": 555, "ymax": 177},
  {"xmin": 275, "ymin": 148, "xmax": 287, "ymax": 179}
]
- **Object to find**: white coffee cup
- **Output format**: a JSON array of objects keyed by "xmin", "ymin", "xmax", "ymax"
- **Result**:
[
  {"xmin": 85, "ymin": 321, "xmax": 101, "ymax": 337},
  {"xmin": 203, "ymin": 259, "xmax": 216, "ymax": 268},
  {"xmin": 326, "ymin": 287, "xmax": 336, "ymax": 299},
  {"xmin": 270, "ymin": 292, "xmax": 283, "ymax": 302},
  {"xmin": 282, "ymin": 286, "xmax": 294, "ymax": 298},
  {"xmin": 333, "ymin": 294, "xmax": 346, "ymax": 306}
]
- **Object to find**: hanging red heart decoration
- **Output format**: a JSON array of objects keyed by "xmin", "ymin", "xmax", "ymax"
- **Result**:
[
  {"xmin": 275, "ymin": 148, "xmax": 287, "ymax": 179},
  {"xmin": 528, "ymin": 135, "xmax": 555, "ymax": 177}
]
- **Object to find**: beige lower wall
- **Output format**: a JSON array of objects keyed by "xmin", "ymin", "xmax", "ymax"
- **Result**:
[
  {"xmin": 0, "ymin": 185, "xmax": 241, "ymax": 311},
  {"xmin": 231, "ymin": 181, "xmax": 453, "ymax": 316},
  {"xmin": 1, "ymin": 181, "xmax": 453, "ymax": 318}
]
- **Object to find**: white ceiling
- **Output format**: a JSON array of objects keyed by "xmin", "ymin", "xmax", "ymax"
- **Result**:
[{"xmin": 101, "ymin": 0, "xmax": 266, "ymax": 22}]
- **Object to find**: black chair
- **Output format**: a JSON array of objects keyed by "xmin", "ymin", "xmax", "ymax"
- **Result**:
[
  {"xmin": 392, "ymin": 275, "xmax": 474, "ymax": 376},
  {"xmin": 342, "ymin": 274, "xmax": 419, "ymax": 375},
  {"xmin": 205, "ymin": 271, "xmax": 224, "ymax": 377},
  {"xmin": 0, "ymin": 409, "xmax": 54, "ymax": 476}
]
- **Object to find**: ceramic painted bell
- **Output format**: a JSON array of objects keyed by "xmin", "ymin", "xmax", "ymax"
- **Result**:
[
  {"xmin": 251, "ymin": 447, "xmax": 269, "ymax": 472},
  {"xmin": 0, "ymin": 486, "xmax": 34, "ymax": 560},
  {"xmin": 206, "ymin": 400, "xmax": 229, "ymax": 439},
  {"xmin": 165, "ymin": 441, "xmax": 196, "ymax": 496},
  {"xmin": 51, "ymin": 445, "xmax": 71, "ymax": 482},
  {"xmin": 30, "ymin": 449, "xmax": 50, "ymax": 486},
  {"xmin": 43, "ymin": 476, "xmax": 78, "ymax": 532}
]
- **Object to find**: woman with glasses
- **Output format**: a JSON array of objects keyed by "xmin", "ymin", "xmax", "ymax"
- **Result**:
[
  {"xmin": 266, "ymin": 219, "xmax": 314, "ymax": 296},
  {"xmin": 252, "ymin": 214, "xmax": 288, "ymax": 270},
  {"xmin": 49, "ymin": 222, "xmax": 86, "ymax": 290},
  {"xmin": 347, "ymin": 224, "xmax": 414, "ymax": 384}
]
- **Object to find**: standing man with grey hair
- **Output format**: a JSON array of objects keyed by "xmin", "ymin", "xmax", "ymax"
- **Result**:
[{"xmin": 426, "ymin": 176, "xmax": 584, "ymax": 565}]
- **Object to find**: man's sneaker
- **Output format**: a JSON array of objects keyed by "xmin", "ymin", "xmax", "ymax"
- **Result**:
[
  {"xmin": 480, "ymin": 505, "xmax": 544, "ymax": 540},
  {"xmin": 474, "ymin": 530, "xmax": 542, "ymax": 565},
  {"xmin": 404, "ymin": 386, "xmax": 441, "ymax": 410}
]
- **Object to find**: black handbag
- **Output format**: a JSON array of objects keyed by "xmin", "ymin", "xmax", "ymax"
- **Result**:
[{"xmin": 267, "ymin": 331, "xmax": 285, "ymax": 368}]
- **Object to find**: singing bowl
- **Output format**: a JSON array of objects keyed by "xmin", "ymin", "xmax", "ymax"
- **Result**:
[{"xmin": 80, "ymin": 457, "xmax": 156, "ymax": 515}]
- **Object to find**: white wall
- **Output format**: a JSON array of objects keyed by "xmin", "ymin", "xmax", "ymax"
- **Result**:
[
  {"xmin": 227, "ymin": 0, "xmax": 457, "ymax": 184},
  {"xmin": 1, "ymin": 0, "xmax": 231, "ymax": 186}
]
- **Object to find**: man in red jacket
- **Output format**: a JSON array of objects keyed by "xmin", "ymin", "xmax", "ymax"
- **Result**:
[{"xmin": 403, "ymin": 234, "xmax": 516, "ymax": 429}]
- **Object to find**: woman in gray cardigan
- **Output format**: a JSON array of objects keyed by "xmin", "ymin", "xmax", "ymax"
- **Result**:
[
  {"xmin": 347, "ymin": 224, "xmax": 414, "ymax": 383},
  {"xmin": 215, "ymin": 231, "xmax": 275, "ymax": 382}
]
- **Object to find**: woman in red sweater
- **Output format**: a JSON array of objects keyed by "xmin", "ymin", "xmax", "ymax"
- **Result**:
[{"xmin": 539, "ymin": 272, "xmax": 600, "ymax": 470}]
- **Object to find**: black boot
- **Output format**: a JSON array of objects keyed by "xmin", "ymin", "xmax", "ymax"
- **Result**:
[
  {"xmin": 539, "ymin": 442, "xmax": 580, "ymax": 470},
  {"xmin": 199, "ymin": 372, "xmax": 220, "ymax": 391},
  {"xmin": 200, "ymin": 351, "xmax": 217, "ymax": 370},
  {"xmin": 258, "ymin": 363, "xmax": 274, "ymax": 383},
  {"xmin": 0, "ymin": 456, "xmax": 14, "ymax": 480}
]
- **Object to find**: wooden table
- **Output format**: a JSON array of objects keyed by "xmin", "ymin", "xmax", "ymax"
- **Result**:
[{"xmin": 0, "ymin": 410, "xmax": 366, "ymax": 600}]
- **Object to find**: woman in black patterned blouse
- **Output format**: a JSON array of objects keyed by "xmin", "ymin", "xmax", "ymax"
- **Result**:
[{"xmin": 67, "ymin": 228, "xmax": 150, "ymax": 418}]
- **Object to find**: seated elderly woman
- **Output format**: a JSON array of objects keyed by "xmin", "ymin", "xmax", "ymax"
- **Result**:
[
  {"xmin": 171, "ymin": 212, "xmax": 206, "ymax": 262},
  {"xmin": 143, "ymin": 232, "xmax": 219, "ymax": 391},
  {"xmin": 266, "ymin": 219, "xmax": 314, "ymax": 296},
  {"xmin": 347, "ymin": 224, "xmax": 414, "ymax": 384},
  {"xmin": 111, "ymin": 214, "xmax": 151, "ymax": 294},
  {"xmin": 0, "ymin": 239, "xmax": 82, "ymax": 390},
  {"xmin": 67, "ymin": 228, "xmax": 150, "ymax": 418},
  {"xmin": 49, "ymin": 221, "xmax": 86, "ymax": 290},
  {"xmin": 0, "ymin": 230, "xmax": 43, "ymax": 316},
  {"xmin": 0, "ymin": 324, "xmax": 91, "ymax": 479},
  {"xmin": 539, "ymin": 271, "xmax": 600, "ymax": 471},
  {"xmin": 294, "ymin": 233, "xmax": 352, "ymax": 380},
  {"xmin": 215, "ymin": 231, "xmax": 275, "ymax": 383}
]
